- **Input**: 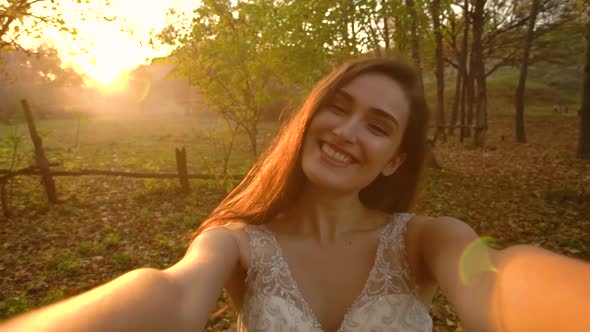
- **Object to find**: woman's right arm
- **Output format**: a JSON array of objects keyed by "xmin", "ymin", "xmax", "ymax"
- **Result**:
[{"xmin": 0, "ymin": 227, "xmax": 240, "ymax": 332}]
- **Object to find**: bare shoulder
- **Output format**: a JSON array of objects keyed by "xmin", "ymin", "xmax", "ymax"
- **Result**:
[
  {"xmin": 188, "ymin": 221, "xmax": 251, "ymax": 270},
  {"xmin": 405, "ymin": 215, "xmax": 479, "ymax": 281},
  {"xmin": 407, "ymin": 215, "xmax": 477, "ymax": 240}
]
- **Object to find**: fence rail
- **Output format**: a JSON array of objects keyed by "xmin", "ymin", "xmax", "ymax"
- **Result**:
[
  {"xmin": 0, "ymin": 167, "xmax": 243, "ymax": 181},
  {"xmin": 0, "ymin": 99, "xmax": 243, "ymax": 218}
]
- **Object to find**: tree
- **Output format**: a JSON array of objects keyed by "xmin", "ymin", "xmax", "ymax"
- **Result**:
[
  {"xmin": 431, "ymin": 0, "xmax": 446, "ymax": 142},
  {"xmin": 472, "ymin": 0, "xmax": 487, "ymax": 147},
  {"xmin": 451, "ymin": 0, "xmax": 471, "ymax": 140},
  {"xmin": 0, "ymin": 0, "xmax": 79, "ymax": 51},
  {"xmin": 443, "ymin": 0, "xmax": 582, "ymax": 144},
  {"xmin": 171, "ymin": 1, "xmax": 266, "ymax": 156},
  {"xmin": 514, "ymin": 0, "xmax": 542, "ymax": 143},
  {"xmin": 446, "ymin": 9, "xmax": 461, "ymax": 136},
  {"xmin": 578, "ymin": 9, "xmax": 590, "ymax": 159},
  {"xmin": 162, "ymin": 0, "xmax": 333, "ymax": 157},
  {"xmin": 0, "ymin": 44, "xmax": 84, "ymax": 85},
  {"xmin": 0, "ymin": 44, "xmax": 86, "ymax": 119},
  {"xmin": 405, "ymin": 0, "xmax": 424, "ymax": 86},
  {"xmin": 441, "ymin": 0, "xmax": 472, "ymax": 141},
  {"xmin": 478, "ymin": 0, "xmax": 581, "ymax": 78}
]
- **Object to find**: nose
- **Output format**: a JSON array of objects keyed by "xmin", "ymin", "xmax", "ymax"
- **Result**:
[{"xmin": 332, "ymin": 117, "xmax": 359, "ymax": 143}]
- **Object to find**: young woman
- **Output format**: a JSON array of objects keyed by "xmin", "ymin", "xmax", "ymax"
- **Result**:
[{"xmin": 2, "ymin": 58, "xmax": 589, "ymax": 332}]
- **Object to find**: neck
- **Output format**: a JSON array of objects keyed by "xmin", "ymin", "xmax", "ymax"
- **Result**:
[{"xmin": 285, "ymin": 185, "xmax": 382, "ymax": 244}]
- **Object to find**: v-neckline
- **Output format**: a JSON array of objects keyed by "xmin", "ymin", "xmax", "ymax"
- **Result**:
[{"xmin": 260, "ymin": 214, "xmax": 397, "ymax": 332}]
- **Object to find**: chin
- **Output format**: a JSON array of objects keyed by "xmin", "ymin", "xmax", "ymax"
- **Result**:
[{"xmin": 302, "ymin": 167, "xmax": 361, "ymax": 194}]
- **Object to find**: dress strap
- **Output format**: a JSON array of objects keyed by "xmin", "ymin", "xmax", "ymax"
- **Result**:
[
  {"xmin": 243, "ymin": 224, "xmax": 278, "ymax": 276},
  {"xmin": 391, "ymin": 212, "xmax": 414, "ymax": 246},
  {"xmin": 386, "ymin": 213, "xmax": 422, "ymax": 293}
]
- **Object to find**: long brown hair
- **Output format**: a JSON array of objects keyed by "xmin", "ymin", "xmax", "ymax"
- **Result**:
[{"xmin": 193, "ymin": 57, "xmax": 429, "ymax": 238}]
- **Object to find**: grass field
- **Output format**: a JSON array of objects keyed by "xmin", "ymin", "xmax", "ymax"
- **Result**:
[{"xmin": 0, "ymin": 85, "xmax": 588, "ymax": 330}]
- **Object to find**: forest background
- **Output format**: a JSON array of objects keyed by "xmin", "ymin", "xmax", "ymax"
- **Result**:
[{"xmin": 0, "ymin": 0, "xmax": 589, "ymax": 331}]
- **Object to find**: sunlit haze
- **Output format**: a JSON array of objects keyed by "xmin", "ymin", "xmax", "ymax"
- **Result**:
[{"xmin": 27, "ymin": 0, "xmax": 200, "ymax": 90}]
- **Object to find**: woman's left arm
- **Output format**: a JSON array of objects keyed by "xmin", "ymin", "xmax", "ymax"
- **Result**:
[{"xmin": 418, "ymin": 216, "xmax": 590, "ymax": 332}]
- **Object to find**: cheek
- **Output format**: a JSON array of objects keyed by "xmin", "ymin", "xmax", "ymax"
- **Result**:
[
  {"xmin": 362, "ymin": 135, "xmax": 399, "ymax": 160},
  {"xmin": 301, "ymin": 125, "xmax": 322, "ymax": 161},
  {"xmin": 303, "ymin": 118, "xmax": 323, "ymax": 144},
  {"xmin": 308, "ymin": 111, "xmax": 334, "ymax": 131},
  {"xmin": 363, "ymin": 142, "xmax": 402, "ymax": 174}
]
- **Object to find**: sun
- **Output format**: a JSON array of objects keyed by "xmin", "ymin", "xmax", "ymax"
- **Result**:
[
  {"xmin": 83, "ymin": 62, "xmax": 127, "ymax": 90},
  {"xmin": 80, "ymin": 45, "xmax": 133, "ymax": 92},
  {"xmin": 35, "ymin": 0, "xmax": 200, "ymax": 93},
  {"xmin": 93, "ymin": 71, "xmax": 130, "ymax": 92}
]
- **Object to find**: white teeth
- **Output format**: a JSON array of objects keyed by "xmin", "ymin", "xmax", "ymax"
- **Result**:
[{"xmin": 321, "ymin": 144, "xmax": 353, "ymax": 164}]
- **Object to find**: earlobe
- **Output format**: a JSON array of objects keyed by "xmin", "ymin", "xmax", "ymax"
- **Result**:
[
  {"xmin": 381, "ymin": 165, "xmax": 397, "ymax": 177},
  {"xmin": 382, "ymin": 153, "xmax": 407, "ymax": 176}
]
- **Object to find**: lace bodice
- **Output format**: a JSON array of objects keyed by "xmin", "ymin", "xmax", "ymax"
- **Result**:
[{"xmin": 238, "ymin": 213, "xmax": 433, "ymax": 332}]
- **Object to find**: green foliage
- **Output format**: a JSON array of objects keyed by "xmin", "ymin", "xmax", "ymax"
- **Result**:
[
  {"xmin": 104, "ymin": 233, "xmax": 122, "ymax": 248},
  {"xmin": 162, "ymin": 0, "xmax": 368, "ymax": 155},
  {"xmin": 544, "ymin": 187, "xmax": 590, "ymax": 205},
  {"xmin": 78, "ymin": 240, "xmax": 94, "ymax": 255},
  {"xmin": 0, "ymin": 131, "xmax": 23, "ymax": 170},
  {"xmin": 0, "ymin": 0, "xmax": 108, "ymax": 52},
  {"xmin": 112, "ymin": 251, "xmax": 133, "ymax": 271},
  {"xmin": 163, "ymin": 212, "xmax": 185, "ymax": 230},
  {"xmin": 485, "ymin": 66, "xmax": 581, "ymax": 114},
  {"xmin": 43, "ymin": 250, "xmax": 83, "ymax": 277},
  {"xmin": 0, "ymin": 294, "xmax": 30, "ymax": 316},
  {"xmin": 139, "ymin": 207, "xmax": 151, "ymax": 221},
  {"xmin": 154, "ymin": 233, "xmax": 173, "ymax": 249},
  {"xmin": 40, "ymin": 288, "xmax": 66, "ymax": 306}
]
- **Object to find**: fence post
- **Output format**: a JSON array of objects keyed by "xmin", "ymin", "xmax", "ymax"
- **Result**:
[
  {"xmin": 1, "ymin": 180, "xmax": 11, "ymax": 218},
  {"xmin": 175, "ymin": 147, "xmax": 190, "ymax": 194},
  {"xmin": 21, "ymin": 99, "xmax": 58, "ymax": 203}
]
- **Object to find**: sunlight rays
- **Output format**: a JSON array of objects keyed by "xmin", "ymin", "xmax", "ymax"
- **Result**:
[{"xmin": 21, "ymin": 0, "xmax": 201, "ymax": 89}]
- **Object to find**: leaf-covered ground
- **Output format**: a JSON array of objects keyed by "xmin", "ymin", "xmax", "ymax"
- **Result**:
[{"xmin": 0, "ymin": 112, "xmax": 588, "ymax": 331}]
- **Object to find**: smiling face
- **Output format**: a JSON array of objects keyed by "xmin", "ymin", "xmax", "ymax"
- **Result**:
[{"xmin": 301, "ymin": 72, "xmax": 411, "ymax": 194}]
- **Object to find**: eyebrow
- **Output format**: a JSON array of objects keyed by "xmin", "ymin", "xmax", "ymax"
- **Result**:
[{"xmin": 334, "ymin": 89, "xmax": 400, "ymax": 128}]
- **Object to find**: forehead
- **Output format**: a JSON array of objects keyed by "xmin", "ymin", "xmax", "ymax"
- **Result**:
[{"xmin": 337, "ymin": 72, "xmax": 410, "ymax": 126}]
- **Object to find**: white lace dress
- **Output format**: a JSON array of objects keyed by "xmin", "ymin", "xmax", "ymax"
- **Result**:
[{"xmin": 238, "ymin": 213, "xmax": 433, "ymax": 332}]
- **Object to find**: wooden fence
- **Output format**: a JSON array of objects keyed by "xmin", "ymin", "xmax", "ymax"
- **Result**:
[{"xmin": 0, "ymin": 100, "xmax": 241, "ymax": 218}]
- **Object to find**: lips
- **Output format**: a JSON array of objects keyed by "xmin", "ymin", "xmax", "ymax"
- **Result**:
[{"xmin": 319, "ymin": 141, "xmax": 360, "ymax": 164}]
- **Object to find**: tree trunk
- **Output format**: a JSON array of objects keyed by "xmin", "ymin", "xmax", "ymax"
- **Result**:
[
  {"xmin": 382, "ymin": 2, "xmax": 391, "ymax": 57},
  {"xmin": 460, "ymin": 79, "xmax": 466, "ymax": 142},
  {"xmin": 474, "ymin": 68, "xmax": 488, "ymax": 147},
  {"xmin": 459, "ymin": 0, "xmax": 470, "ymax": 142},
  {"xmin": 246, "ymin": 126, "xmax": 258, "ymax": 158},
  {"xmin": 472, "ymin": 0, "xmax": 488, "ymax": 147},
  {"xmin": 393, "ymin": 16, "xmax": 408, "ymax": 54},
  {"xmin": 431, "ymin": 0, "xmax": 446, "ymax": 142},
  {"xmin": 450, "ymin": 69, "xmax": 461, "ymax": 135},
  {"xmin": 1, "ymin": 180, "xmax": 11, "ymax": 218},
  {"xmin": 578, "ymin": 13, "xmax": 590, "ymax": 159},
  {"xmin": 515, "ymin": 0, "xmax": 541, "ymax": 143},
  {"xmin": 464, "ymin": 69, "xmax": 475, "ymax": 139},
  {"xmin": 405, "ymin": 0, "xmax": 424, "ymax": 88},
  {"xmin": 449, "ymin": 12, "xmax": 462, "ymax": 136},
  {"xmin": 465, "ymin": 42, "xmax": 476, "ymax": 139}
]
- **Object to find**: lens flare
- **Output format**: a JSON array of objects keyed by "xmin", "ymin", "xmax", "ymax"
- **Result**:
[
  {"xmin": 135, "ymin": 80, "xmax": 151, "ymax": 103},
  {"xmin": 459, "ymin": 236, "xmax": 498, "ymax": 285}
]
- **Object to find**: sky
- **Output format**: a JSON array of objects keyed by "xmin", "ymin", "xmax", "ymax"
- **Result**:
[{"xmin": 26, "ymin": 0, "xmax": 200, "ymax": 89}]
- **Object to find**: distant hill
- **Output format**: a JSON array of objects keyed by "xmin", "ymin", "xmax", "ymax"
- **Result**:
[{"xmin": 422, "ymin": 64, "xmax": 583, "ymax": 116}]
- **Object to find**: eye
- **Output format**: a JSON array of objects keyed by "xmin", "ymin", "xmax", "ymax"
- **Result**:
[
  {"xmin": 368, "ymin": 123, "xmax": 390, "ymax": 136},
  {"xmin": 328, "ymin": 104, "xmax": 348, "ymax": 115}
]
